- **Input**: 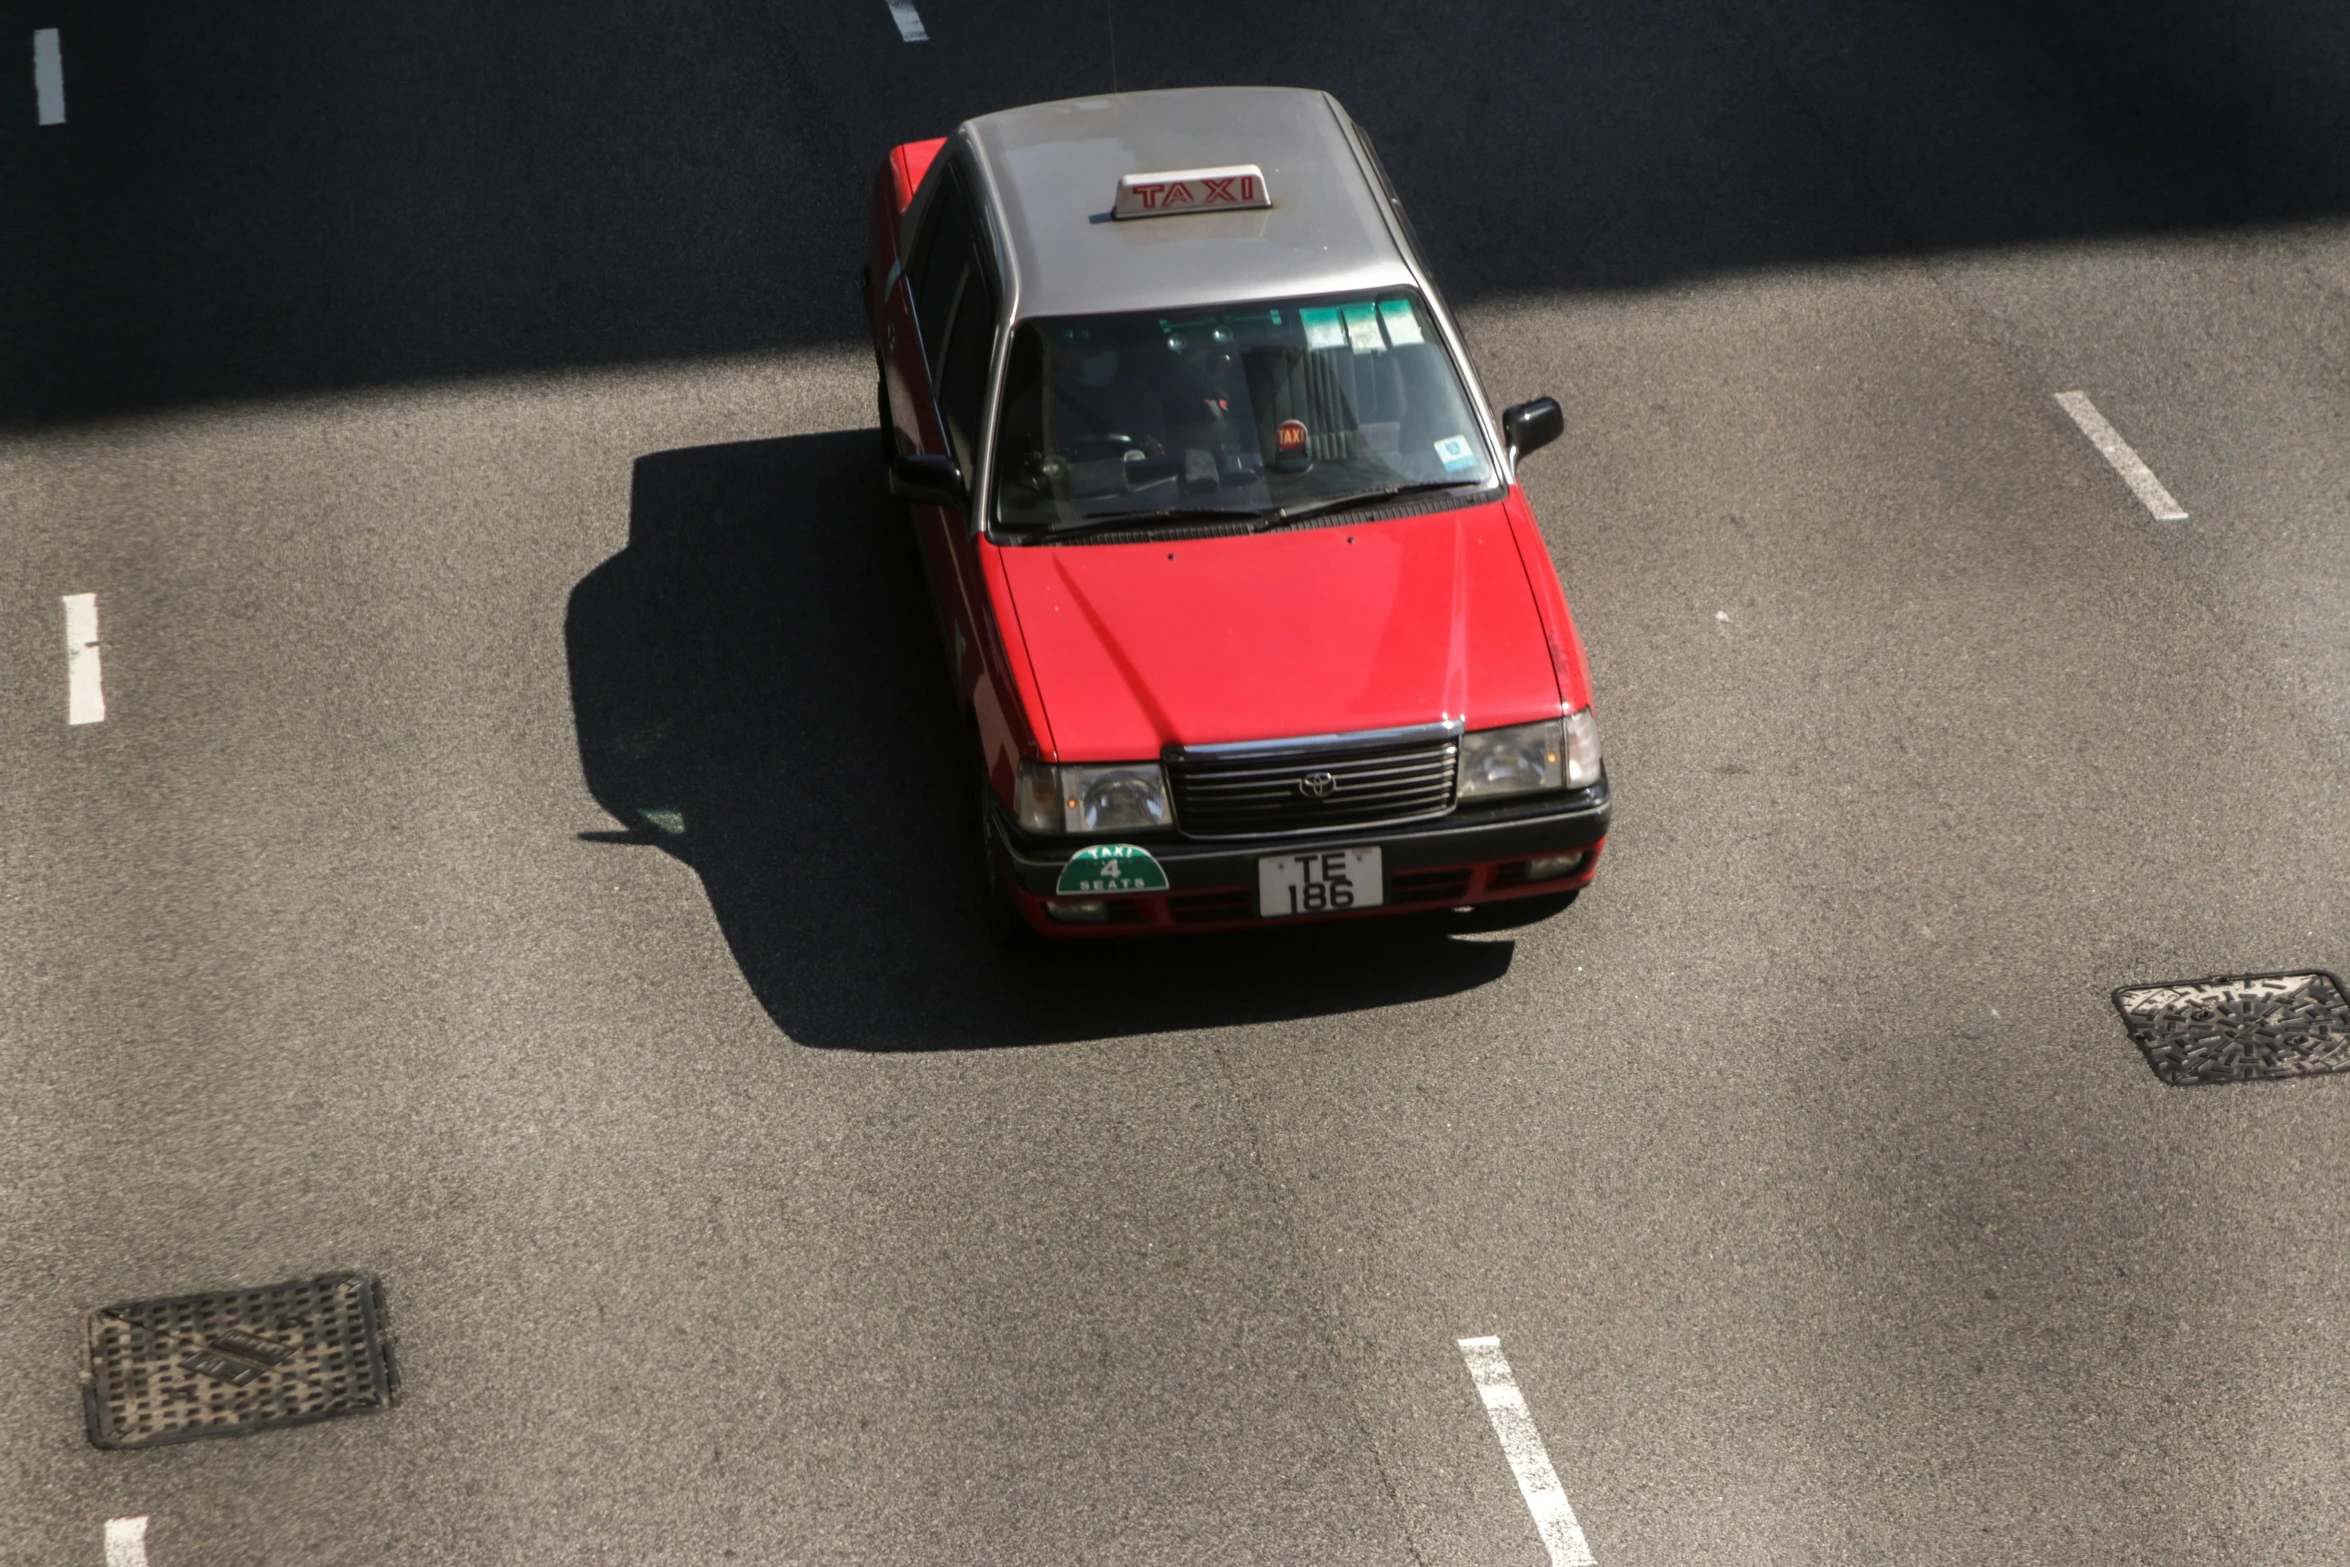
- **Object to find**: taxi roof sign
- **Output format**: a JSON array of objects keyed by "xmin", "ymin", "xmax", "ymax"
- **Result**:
[{"xmin": 1112, "ymin": 164, "xmax": 1272, "ymax": 221}]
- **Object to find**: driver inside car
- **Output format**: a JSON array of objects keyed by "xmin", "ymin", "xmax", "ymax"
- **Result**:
[{"xmin": 1053, "ymin": 345, "xmax": 1169, "ymax": 460}]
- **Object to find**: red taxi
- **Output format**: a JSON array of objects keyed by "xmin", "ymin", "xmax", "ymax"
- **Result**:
[{"xmin": 864, "ymin": 87, "xmax": 1609, "ymax": 939}]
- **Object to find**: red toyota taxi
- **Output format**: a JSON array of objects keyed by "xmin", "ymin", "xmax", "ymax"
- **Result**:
[{"xmin": 864, "ymin": 87, "xmax": 1609, "ymax": 939}]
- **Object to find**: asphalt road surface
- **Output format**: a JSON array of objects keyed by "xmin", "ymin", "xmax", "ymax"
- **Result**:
[{"xmin": 7, "ymin": 2, "xmax": 2350, "ymax": 1563}]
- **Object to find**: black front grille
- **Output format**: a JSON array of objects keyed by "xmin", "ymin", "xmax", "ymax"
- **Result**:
[{"xmin": 1169, "ymin": 735, "xmax": 1458, "ymax": 838}]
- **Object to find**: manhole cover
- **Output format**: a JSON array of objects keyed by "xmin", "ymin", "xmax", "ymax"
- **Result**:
[
  {"xmin": 80, "ymin": 1274, "xmax": 395, "ymax": 1449},
  {"xmin": 2112, "ymin": 971, "xmax": 2350, "ymax": 1086}
]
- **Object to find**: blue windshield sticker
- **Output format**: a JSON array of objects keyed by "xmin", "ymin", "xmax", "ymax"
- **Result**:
[
  {"xmin": 1300, "ymin": 307, "xmax": 1346, "ymax": 351},
  {"xmin": 1377, "ymin": 298, "xmax": 1426, "ymax": 345},
  {"xmin": 1434, "ymin": 435, "xmax": 1480, "ymax": 474},
  {"xmin": 1343, "ymin": 302, "xmax": 1384, "ymax": 353}
]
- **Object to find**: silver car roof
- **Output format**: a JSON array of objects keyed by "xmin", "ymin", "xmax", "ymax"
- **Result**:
[{"xmin": 960, "ymin": 87, "xmax": 1417, "ymax": 321}]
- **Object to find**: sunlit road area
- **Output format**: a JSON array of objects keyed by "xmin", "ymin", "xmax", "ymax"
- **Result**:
[{"xmin": 8, "ymin": 3, "xmax": 2350, "ymax": 1563}]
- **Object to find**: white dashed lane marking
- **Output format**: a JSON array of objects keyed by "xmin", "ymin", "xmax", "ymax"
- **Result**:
[
  {"xmin": 2056, "ymin": 390, "xmax": 2188, "ymax": 521},
  {"xmin": 103, "ymin": 1516, "xmax": 148, "ymax": 1567},
  {"xmin": 885, "ymin": 1, "xmax": 928, "ymax": 41},
  {"xmin": 63, "ymin": 592, "xmax": 104, "ymax": 724},
  {"xmin": 1459, "ymin": 1335, "xmax": 1597, "ymax": 1566},
  {"xmin": 33, "ymin": 28, "xmax": 64, "ymax": 125}
]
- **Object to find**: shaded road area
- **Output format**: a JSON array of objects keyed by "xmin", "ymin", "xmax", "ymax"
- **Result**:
[
  {"xmin": 7, "ymin": 0, "xmax": 2350, "ymax": 421},
  {"xmin": 5, "ymin": 3, "xmax": 2350, "ymax": 1564}
]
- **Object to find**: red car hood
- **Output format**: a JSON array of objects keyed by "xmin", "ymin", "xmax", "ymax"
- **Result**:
[{"xmin": 997, "ymin": 501, "xmax": 1563, "ymax": 760}]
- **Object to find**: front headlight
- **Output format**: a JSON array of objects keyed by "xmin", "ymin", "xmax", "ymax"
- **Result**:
[
  {"xmin": 1457, "ymin": 708, "xmax": 1603, "ymax": 800},
  {"xmin": 1014, "ymin": 760, "xmax": 1173, "ymax": 834},
  {"xmin": 1458, "ymin": 719, "xmax": 1564, "ymax": 799}
]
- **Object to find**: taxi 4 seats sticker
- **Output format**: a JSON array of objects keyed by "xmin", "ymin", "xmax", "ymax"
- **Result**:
[{"xmin": 1056, "ymin": 843, "xmax": 1171, "ymax": 895}]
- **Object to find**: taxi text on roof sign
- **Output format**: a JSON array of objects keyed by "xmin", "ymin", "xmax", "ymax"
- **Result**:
[{"xmin": 1112, "ymin": 164, "xmax": 1273, "ymax": 221}]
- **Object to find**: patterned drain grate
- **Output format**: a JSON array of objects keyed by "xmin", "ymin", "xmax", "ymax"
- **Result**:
[
  {"xmin": 80, "ymin": 1274, "xmax": 394, "ymax": 1449},
  {"xmin": 2112, "ymin": 971, "xmax": 2350, "ymax": 1086}
]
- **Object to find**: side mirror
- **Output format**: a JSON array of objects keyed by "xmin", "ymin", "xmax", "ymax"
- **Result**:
[
  {"xmin": 1502, "ymin": 397, "xmax": 1565, "ymax": 463},
  {"xmin": 888, "ymin": 452, "xmax": 967, "ymax": 511}
]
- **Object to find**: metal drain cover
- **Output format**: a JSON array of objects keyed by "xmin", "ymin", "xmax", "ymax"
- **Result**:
[
  {"xmin": 2112, "ymin": 971, "xmax": 2350, "ymax": 1086},
  {"xmin": 80, "ymin": 1274, "xmax": 394, "ymax": 1449}
]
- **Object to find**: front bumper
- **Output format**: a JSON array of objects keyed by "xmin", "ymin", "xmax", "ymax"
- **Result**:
[{"xmin": 987, "ymin": 780, "xmax": 1611, "ymax": 935}]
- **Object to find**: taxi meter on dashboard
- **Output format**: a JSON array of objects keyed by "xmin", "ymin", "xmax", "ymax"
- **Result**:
[{"xmin": 864, "ymin": 87, "xmax": 1609, "ymax": 940}]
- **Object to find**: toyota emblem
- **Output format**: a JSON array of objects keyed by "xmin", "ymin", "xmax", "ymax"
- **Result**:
[{"xmin": 1296, "ymin": 771, "xmax": 1339, "ymax": 799}]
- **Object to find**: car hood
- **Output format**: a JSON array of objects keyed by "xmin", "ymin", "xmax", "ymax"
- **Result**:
[{"xmin": 997, "ymin": 501, "xmax": 1562, "ymax": 759}]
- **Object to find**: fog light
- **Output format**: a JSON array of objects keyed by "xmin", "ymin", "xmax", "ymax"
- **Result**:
[
  {"xmin": 1525, "ymin": 850, "xmax": 1586, "ymax": 883},
  {"xmin": 1043, "ymin": 898, "xmax": 1111, "ymax": 924}
]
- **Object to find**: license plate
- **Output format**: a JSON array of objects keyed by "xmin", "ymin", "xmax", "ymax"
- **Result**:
[{"xmin": 1257, "ymin": 846, "xmax": 1383, "ymax": 919}]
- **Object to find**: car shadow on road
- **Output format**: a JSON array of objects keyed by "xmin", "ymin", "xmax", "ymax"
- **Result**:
[{"xmin": 564, "ymin": 430, "xmax": 1517, "ymax": 1051}]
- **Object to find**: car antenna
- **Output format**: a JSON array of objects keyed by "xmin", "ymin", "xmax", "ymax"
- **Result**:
[{"xmin": 1106, "ymin": 2, "xmax": 1118, "ymax": 92}]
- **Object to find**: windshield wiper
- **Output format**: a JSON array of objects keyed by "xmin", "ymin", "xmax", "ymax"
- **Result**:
[
  {"xmin": 1002, "ymin": 479, "xmax": 1491, "ymax": 543},
  {"xmin": 1015, "ymin": 504, "xmax": 1270, "ymax": 541},
  {"xmin": 1262, "ymin": 479, "xmax": 1490, "ymax": 529}
]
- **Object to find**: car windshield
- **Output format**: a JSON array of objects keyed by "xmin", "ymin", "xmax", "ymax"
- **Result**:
[{"xmin": 991, "ymin": 290, "xmax": 1499, "ymax": 534}]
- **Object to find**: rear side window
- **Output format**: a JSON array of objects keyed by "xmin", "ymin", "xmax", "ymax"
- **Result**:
[
  {"xmin": 909, "ymin": 168, "xmax": 975, "ymax": 379},
  {"xmin": 1348, "ymin": 119, "xmax": 1431, "ymax": 277},
  {"xmin": 937, "ymin": 266, "xmax": 998, "ymax": 479}
]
